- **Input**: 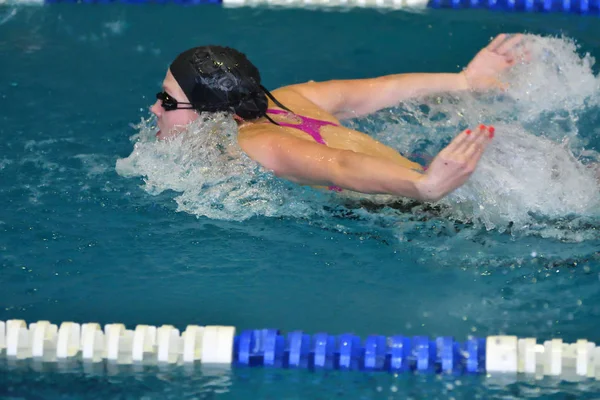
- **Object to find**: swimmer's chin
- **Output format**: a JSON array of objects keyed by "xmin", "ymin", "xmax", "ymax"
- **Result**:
[
  {"xmin": 156, "ymin": 130, "xmax": 173, "ymax": 141},
  {"xmin": 156, "ymin": 129, "xmax": 182, "ymax": 141}
]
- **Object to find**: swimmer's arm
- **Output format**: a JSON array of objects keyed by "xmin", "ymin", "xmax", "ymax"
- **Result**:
[
  {"xmin": 239, "ymin": 131, "xmax": 442, "ymax": 201},
  {"xmin": 285, "ymin": 34, "xmax": 524, "ymax": 119},
  {"xmin": 284, "ymin": 73, "xmax": 469, "ymax": 120}
]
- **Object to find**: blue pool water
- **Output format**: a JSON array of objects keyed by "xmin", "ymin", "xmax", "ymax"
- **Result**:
[{"xmin": 1, "ymin": 3, "xmax": 600, "ymax": 398}]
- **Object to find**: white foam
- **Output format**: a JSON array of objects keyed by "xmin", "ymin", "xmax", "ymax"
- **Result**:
[
  {"xmin": 352, "ymin": 34, "xmax": 600, "ymax": 237},
  {"xmin": 115, "ymin": 114, "xmax": 323, "ymax": 221},
  {"xmin": 116, "ymin": 34, "xmax": 600, "ymax": 241},
  {"xmin": 0, "ymin": 158, "xmax": 12, "ymax": 170},
  {"xmin": 445, "ymin": 124, "xmax": 600, "ymax": 233},
  {"xmin": 505, "ymin": 35, "xmax": 599, "ymax": 129},
  {"xmin": 73, "ymin": 154, "xmax": 110, "ymax": 177},
  {"xmin": 0, "ymin": 8, "xmax": 17, "ymax": 26}
]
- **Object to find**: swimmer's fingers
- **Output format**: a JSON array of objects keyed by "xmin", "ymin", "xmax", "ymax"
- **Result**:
[
  {"xmin": 443, "ymin": 127, "xmax": 476, "ymax": 154},
  {"xmin": 519, "ymin": 48, "xmax": 533, "ymax": 63},
  {"xmin": 508, "ymin": 47, "xmax": 534, "ymax": 67},
  {"xmin": 452, "ymin": 124, "xmax": 488, "ymax": 154},
  {"xmin": 487, "ymin": 34, "xmax": 510, "ymax": 52},
  {"xmin": 493, "ymin": 34, "xmax": 525, "ymax": 56},
  {"xmin": 464, "ymin": 125, "xmax": 494, "ymax": 162}
]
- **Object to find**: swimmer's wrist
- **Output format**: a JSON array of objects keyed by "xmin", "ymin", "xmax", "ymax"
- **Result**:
[
  {"xmin": 414, "ymin": 175, "xmax": 443, "ymax": 202},
  {"xmin": 457, "ymin": 72, "xmax": 471, "ymax": 92}
]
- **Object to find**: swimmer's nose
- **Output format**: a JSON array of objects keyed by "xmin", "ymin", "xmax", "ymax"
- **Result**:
[{"xmin": 150, "ymin": 100, "xmax": 162, "ymax": 117}]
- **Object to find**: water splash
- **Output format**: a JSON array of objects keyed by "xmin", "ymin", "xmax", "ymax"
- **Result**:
[
  {"xmin": 348, "ymin": 34, "xmax": 600, "ymax": 237},
  {"xmin": 116, "ymin": 113, "xmax": 328, "ymax": 221},
  {"xmin": 116, "ymin": 34, "xmax": 600, "ymax": 246},
  {"xmin": 0, "ymin": 8, "xmax": 17, "ymax": 27}
]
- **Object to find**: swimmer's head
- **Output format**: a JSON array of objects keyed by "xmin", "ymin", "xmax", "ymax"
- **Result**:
[{"xmin": 151, "ymin": 45, "xmax": 269, "ymax": 140}]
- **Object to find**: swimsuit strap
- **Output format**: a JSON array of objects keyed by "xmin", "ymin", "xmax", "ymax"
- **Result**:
[
  {"xmin": 266, "ymin": 109, "xmax": 342, "ymax": 192},
  {"xmin": 266, "ymin": 109, "xmax": 338, "ymax": 145}
]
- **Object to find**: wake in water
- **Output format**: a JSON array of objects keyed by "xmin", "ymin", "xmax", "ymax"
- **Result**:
[
  {"xmin": 116, "ymin": 34, "xmax": 600, "ymax": 244},
  {"xmin": 115, "ymin": 113, "xmax": 330, "ymax": 221}
]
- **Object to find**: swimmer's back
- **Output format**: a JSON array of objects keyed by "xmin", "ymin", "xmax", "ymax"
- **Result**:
[{"xmin": 239, "ymin": 84, "xmax": 423, "ymax": 172}]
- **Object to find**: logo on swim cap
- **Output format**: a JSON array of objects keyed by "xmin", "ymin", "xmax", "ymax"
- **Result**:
[
  {"xmin": 217, "ymin": 76, "xmax": 237, "ymax": 92},
  {"xmin": 169, "ymin": 45, "xmax": 264, "ymax": 116}
]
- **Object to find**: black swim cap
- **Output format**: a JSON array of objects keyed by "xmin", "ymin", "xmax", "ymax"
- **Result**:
[{"xmin": 169, "ymin": 45, "xmax": 270, "ymax": 120}]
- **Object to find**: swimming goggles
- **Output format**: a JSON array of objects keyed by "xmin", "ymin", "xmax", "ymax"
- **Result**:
[{"xmin": 156, "ymin": 91, "xmax": 195, "ymax": 111}]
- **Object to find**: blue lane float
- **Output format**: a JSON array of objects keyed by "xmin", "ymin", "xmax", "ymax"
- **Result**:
[
  {"xmin": 233, "ymin": 329, "xmax": 484, "ymax": 374},
  {"xmin": 1, "ymin": 320, "xmax": 599, "ymax": 379},
  {"xmin": 428, "ymin": 0, "xmax": 600, "ymax": 13}
]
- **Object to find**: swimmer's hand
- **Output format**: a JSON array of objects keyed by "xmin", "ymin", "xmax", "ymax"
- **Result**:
[
  {"xmin": 461, "ymin": 34, "xmax": 527, "ymax": 92},
  {"xmin": 416, "ymin": 125, "xmax": 494, "ymax": 202}
]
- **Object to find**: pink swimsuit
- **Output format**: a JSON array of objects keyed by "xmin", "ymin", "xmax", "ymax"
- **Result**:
[{"xmin": 267, "ymin": 109, "xmax": 343, "ymax": 192}]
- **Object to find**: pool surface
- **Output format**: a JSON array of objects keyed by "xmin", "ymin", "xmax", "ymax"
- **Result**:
[{"xmin": 1, "ymin": 3, "xmax": 600, "ymax": 398}]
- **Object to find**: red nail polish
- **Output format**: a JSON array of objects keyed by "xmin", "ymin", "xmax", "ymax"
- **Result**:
[
  {"xmin": 479, "ymin": 124, "xmax": 486, "ymax": 130},
  {"xmin": 488, "ymin": 126, "xmax": 495, "ymax": 134},
  {"xmin": 465, "ymin": 129, "xmax": 472, "ymax": 135}
]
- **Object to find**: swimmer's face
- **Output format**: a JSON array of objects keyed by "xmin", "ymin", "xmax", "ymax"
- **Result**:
[{"xmin": 150, "ymin": 69, "xmax": 199, "ymax": 140}]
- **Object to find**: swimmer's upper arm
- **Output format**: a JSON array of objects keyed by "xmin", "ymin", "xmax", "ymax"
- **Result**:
[
  {"xmin": 239, "ymin": 130, "xmax": 346, "ymax": 187},
  {"xmin": 238, "ymin": 129, "xmax": 426, "ymax": 199},
  {"xmin": 281, "ymin": 79, "xmax": 387, "ymax": 120},
  {"xmin": 281, "ymin": 73, "xmax": 468, "ymax": 120}
]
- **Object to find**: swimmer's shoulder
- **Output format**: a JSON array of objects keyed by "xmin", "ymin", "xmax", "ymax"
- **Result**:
[
  {"xmin": 237, "ymin": 118, "xmax": 315, "ymax": 145},
  {"xmin": 268, "ymin": 84, "xmax": 342, "ymax": 125},
  {"xmin": 237, "ymin": 116, "xmax": 347, "ymax": 178},
  {"xmin": 268, "ymin": 84, "xmax": 318, "ymax": 109}
]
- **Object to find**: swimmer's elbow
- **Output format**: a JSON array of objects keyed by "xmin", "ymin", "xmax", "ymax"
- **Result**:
[
  {"xmin": 260, "ymin": 153, "xmax": 293, "ymax": 182},
  {"xmin": 269, "ymin": 163, "xmax": 299, "ymax": 182}
]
